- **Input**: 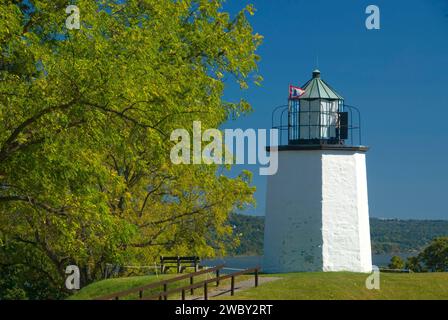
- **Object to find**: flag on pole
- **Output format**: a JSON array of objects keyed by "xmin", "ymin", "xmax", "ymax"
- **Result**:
[{"xmin": 289, "ymin": 85, "xmax": 305, "ymax": 99}]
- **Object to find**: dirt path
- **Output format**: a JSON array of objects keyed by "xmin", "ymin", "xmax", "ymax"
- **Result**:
[{"xmin": 185, "ymin": 277, "xmax": 281, "ymax": 300}]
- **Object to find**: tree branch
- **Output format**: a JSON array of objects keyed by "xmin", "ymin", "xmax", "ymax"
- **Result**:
[{"xmin": 0, "ymin": 195, "xmax": 69, "ymax": 216}]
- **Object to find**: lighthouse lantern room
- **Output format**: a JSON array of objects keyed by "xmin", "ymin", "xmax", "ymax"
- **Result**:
[{"xmin": 289, "ymin": 69, "xmax": 346, "ymax": 143}]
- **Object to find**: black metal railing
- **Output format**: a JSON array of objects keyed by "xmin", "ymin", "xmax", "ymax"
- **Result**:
[{"xmin": 271, "ymin": 104, "xmax": 362, "ymax": 146}]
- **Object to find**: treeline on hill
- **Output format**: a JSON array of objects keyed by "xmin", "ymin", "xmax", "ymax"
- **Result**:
[
  {"xmin": 370, "ymin": 218, "xmax": 448, "ymax": 254},
  {"xmin": 228, "ymin": 213, "xmax": 264, "ymax": 256},
  {"xmin": 228, "ymin": 214, "xmax": 448, "ymax": 256}
]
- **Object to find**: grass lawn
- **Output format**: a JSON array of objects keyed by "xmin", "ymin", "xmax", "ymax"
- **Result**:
[
  {"xmin": 68, "ymin": 274, "xmax": 173, "ymax": 300},
  {"xmin": 218, "ymin": 272, "xmax": 448, "ymax": 300},
  {"xmin": 70, "ymin": 272, "xmax": 448, "ymax": 300}
]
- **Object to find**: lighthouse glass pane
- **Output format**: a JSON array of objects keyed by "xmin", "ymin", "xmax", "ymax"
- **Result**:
[
  {"xmin": 289, "ymin": 99, "xmax": 300, "ymax": 141},
  {"xmin": 299, "ymin": 101, "xmax": 308, "ymax": 139},
  {"xmin": 299, "ymin": 100, "xmax": 339, "ymax": 140},
  {"xmin": 299, "ymin": 100, "xmax": 320, "ymax": 139},
  {"xmin": 320, "ymin": 100, "xmax": 338, "ymax": 139}
]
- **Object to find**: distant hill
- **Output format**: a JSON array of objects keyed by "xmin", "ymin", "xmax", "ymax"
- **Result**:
[
  {"xmin": 370, "ymin": 218, "xmax": 448, "ymax": 254},
  {"xmin": 228, "ymin": 214, "xmax": 448, "ymax": 256}
]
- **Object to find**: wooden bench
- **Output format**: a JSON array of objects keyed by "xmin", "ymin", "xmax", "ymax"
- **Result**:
[{"xmin": 160, "ymin": 256, "xmax": 200, "ymax": 274}]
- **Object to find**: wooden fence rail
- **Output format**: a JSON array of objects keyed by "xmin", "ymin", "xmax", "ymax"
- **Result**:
[
  {"xmin": 95, "ymin": 264, "xmax": 225, "ymax": 300},
  {"xmin": 143, "ymin": 267, "xmax": 260, "ymax": 301}
]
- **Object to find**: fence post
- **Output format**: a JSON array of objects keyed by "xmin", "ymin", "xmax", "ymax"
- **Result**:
[
  {"xmin": 177, "ymin": 256, "xmax": 181, "ymax": 273},
  {"xmin": 161, "ymin": 256, "xmax": 165, "ymax": 274},
  {"xmin": 216, "ymin": 269, "xmax": 220, "ymax": 286},
  {"xmin": 181, "ymin": 289, "xmax": 185, "ymax": 300},
  {"xmin": 230, "ymin": 276, "xmax": 235, "ymax": 296},
  {"xmin": 255, "ymin": 268, "xmax": 259, "ymax": 287},
  {"xmin": 139, "ymin": 290, "xmax": 143, "ymax": 299},
  {"xmin": 190, "ymin": 276, "xmax": 194, "ymax": 295},
  {"xmin": 163, "ymin": 283, "xmax": 168, "ymax": 300},
  {"xmin": 204, "ymin": 282, "xmax": 208, "ymax": 300}
]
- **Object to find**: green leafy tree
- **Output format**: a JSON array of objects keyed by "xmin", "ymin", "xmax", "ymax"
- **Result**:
[
  {"xmin": 405, "ymin": 256, "xmax": 425, "ymax": 273},
  {"xmin": 388, "ymin": 255, "xmax": 405, "ymax": 270},
  {"xmin": 418, "ymin": 237, "xmax": 448, "ymax": 272},
  {"xmin": 404, "ymin": 237, "xmax": 448, "ymax": 272},
  {"xmin": 0, "ymin": 0, "xmax": 261, "ymax": 298}
]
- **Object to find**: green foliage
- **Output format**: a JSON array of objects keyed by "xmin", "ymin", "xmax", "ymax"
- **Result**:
[
  {"xmin": 388, "ymin": 256, "xmax": 405, "ymax": 270},
  {"xmin": 419, "ymin": 237, "xmax": 448, "ymax": 272},
  {"xmin": 407, "ymin": 237, "xmax": 448, "ymax": 272},
  {"xmin": 3, "ymin": 287, "xmax": 27, "ymax": 300},
  {"xmin": 0, "ymin": 0, "xmax": 261, "ymax": 298},
  {"xmin": 405, "ymin": 256, "xmax": 425, "ymax": 273},
  {"xmin": 370, "ymin": 219, "xmax": 448, "ymax": 254},
  {"xmin": 227, "ymin": 213, "xmax": 264, "ymax": 256}
]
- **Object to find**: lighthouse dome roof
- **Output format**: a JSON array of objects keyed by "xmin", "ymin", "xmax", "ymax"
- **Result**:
[{"xmin": 299, "ymin": 69, "xmax": 344, "ymax": 100}]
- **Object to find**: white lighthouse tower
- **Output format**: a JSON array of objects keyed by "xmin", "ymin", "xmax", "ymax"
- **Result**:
[{"xmin": 263, "ymin": 70, "xmax": 372, "ymax": 273}]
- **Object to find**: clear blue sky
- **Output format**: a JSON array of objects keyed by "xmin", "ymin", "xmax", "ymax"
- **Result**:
[{"xmin": 222, "ymin": 0, "xmax": 448, "ymax": 219}]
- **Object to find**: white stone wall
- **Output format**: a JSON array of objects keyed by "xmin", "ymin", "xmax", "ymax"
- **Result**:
[
  {"xmin": 321, "ymin": 152, "xmax": 372, "ymax": 272},
  {"xmin": 263, "ymin": 149, "xmax": 372, "ymax": 273},
  {"xmin": 263, "ymin": 151, "xmax": 323, "ymax": 273},
  {"xmin": 354, "ymin": 153, "xmax": 373, "ymax": 272}
]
